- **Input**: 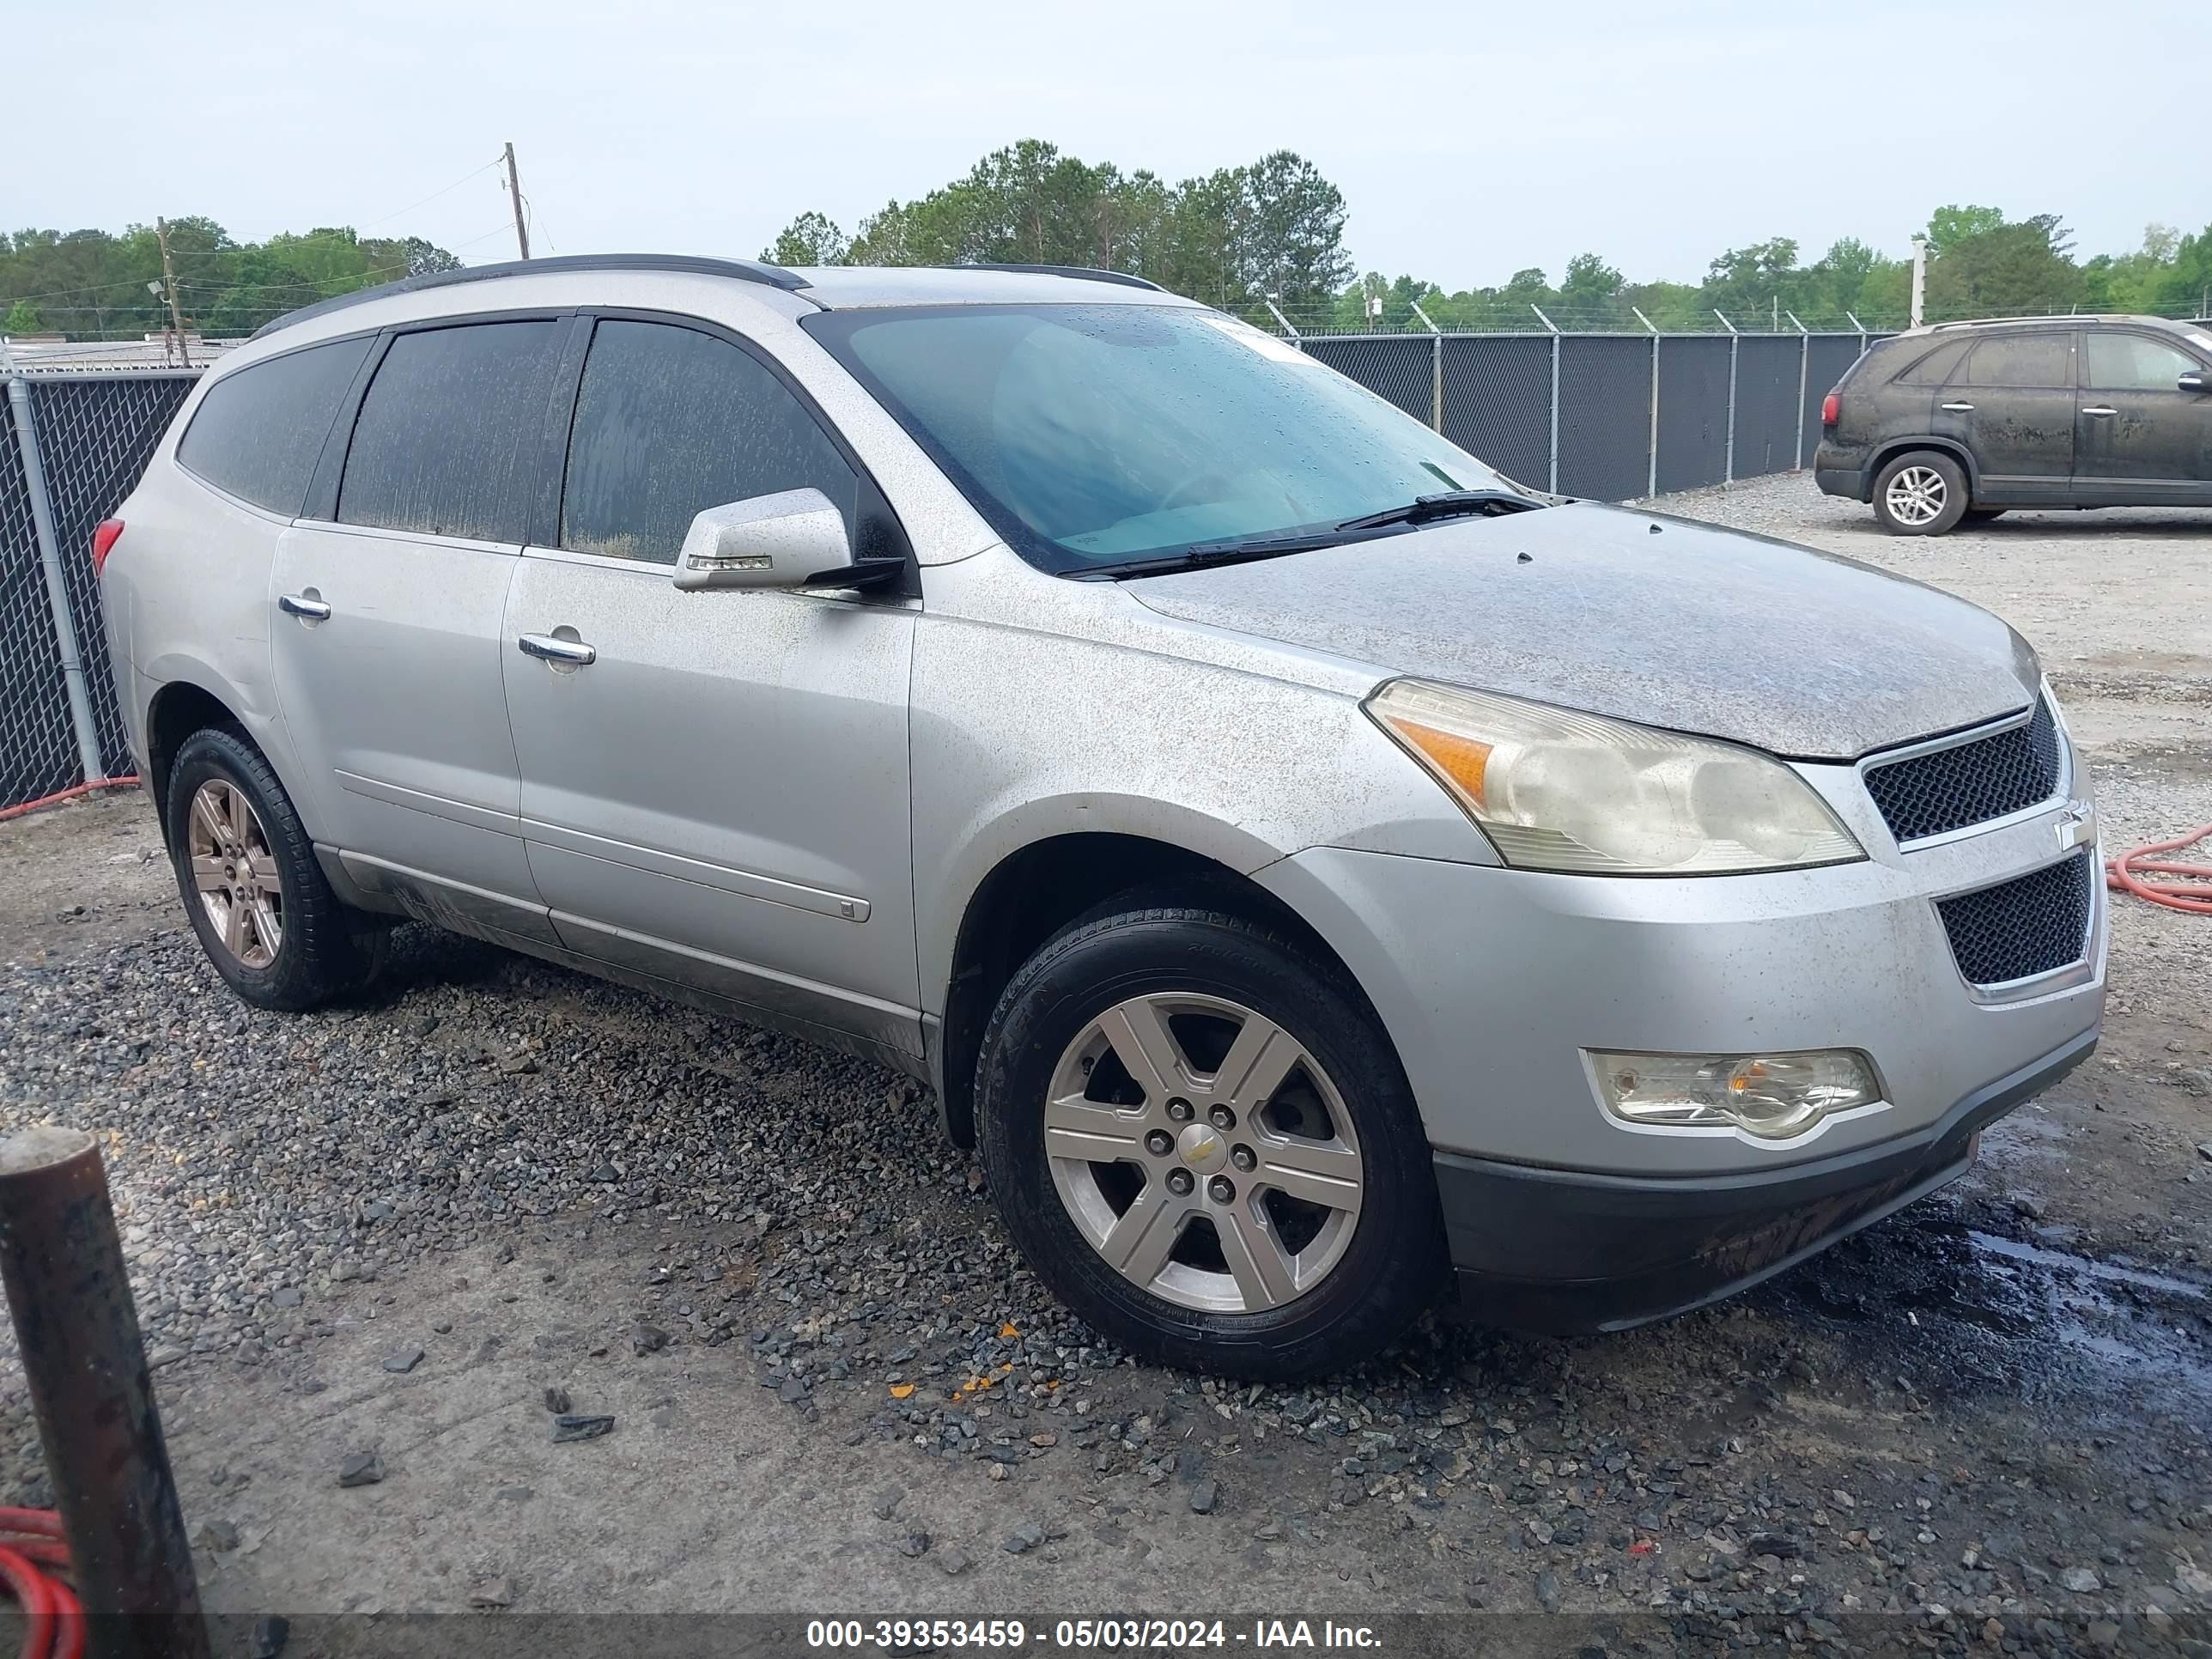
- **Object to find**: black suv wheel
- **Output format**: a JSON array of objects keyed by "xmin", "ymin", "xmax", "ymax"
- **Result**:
[{"xmin": 1872, "ymin": 450, "xmax": 1969, "ymax": 536}]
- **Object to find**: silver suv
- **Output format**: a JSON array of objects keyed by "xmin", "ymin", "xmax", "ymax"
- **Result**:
[{"xmin": 98, "ymin": 256, "xmax": 2106, "ymax": 1378}]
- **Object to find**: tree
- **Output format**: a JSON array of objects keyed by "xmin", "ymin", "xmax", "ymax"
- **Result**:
[
  {"xmin": 1235, "ymin": 150, "xmax": 1352, "ymax": 306},
  {"xmin": 1924, "ymin": 212, "xmax": 2081, "ymax": 319},
  {"xmin": 762, "ymin": 210, "xmax": 849, "ymax": 266},
  {"xmin": 3, "ymin": 298, "xmax": 41, "ymax": 333}
]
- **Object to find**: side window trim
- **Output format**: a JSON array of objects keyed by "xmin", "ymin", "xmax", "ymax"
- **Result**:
[
  {"xmin": 555, "ymin": 307, "xmax": 915, "ymax": 580},
  {"xmin": 301, "ymin": 329, "xmax": 394, "ymax": 521}
]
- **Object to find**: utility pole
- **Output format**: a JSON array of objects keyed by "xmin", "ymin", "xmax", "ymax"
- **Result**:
[
  {"xmin": 155, "ymin": 217, "xmax": 191, "ymax": 368},
  {"xmin": 503, "ymin": 142, "xmax": 531, "ymax": 261},
  {"xmin": 1909, "ymin": 235, "xmax": 1929, "ymax": 330}
]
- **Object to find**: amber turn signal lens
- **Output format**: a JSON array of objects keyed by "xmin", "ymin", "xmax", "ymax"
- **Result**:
[{"xmin": 1386, "ymin": 719, "xmax": 1492, "ymax": 811}]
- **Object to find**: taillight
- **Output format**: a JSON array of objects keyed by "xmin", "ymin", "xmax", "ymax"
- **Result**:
[
  {"xmin": 1820, "ymin": 392, "xmax": 1841, "ymax": 428},
  {"xmin": 91, "ymin": 519, "xmax": 124, "ymax": 577}
]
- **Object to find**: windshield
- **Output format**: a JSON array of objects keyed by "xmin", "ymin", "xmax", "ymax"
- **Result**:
[{"xmin": 804, "ymin": 302, "xmax": 1515, "ymax": 576}]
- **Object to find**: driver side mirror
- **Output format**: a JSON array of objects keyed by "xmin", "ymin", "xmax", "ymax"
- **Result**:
[
  {"xmin": 672, "ymin": 488, "xmax": 901, "ymax": 592},
  {"xmin": 2180, "ymin": 369, "xmax": 2207, "ymax": 394}
]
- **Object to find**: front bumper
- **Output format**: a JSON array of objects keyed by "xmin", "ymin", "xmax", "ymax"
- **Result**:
[{"xmin": 1433, "ymin": 1027, "xmax": 2094, "ymax": 1331}]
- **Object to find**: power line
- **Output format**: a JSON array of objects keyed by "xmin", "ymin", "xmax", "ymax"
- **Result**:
[{"xmin": 356, "ymin": 155, "xmax": 507, "ymax": 231}]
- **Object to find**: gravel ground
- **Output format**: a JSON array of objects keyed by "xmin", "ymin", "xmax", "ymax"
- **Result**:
[{"xmin": 1, "ymin": 473, "xmax": 2208, "ymax": 1654}]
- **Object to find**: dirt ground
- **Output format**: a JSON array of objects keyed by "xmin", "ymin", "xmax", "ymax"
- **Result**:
[{"xmin": 1, "ymin": 477, "xmax": 2207, "ymax": 1656}]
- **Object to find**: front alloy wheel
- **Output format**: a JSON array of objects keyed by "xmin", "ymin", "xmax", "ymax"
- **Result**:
[
  {"xmin": 1044, "ymin": 993, "xmax": 1364, "ymax": 1314},
  {"xmin": 975, "ymin": 896, "xmax": 1445, "ymax": 1380}
]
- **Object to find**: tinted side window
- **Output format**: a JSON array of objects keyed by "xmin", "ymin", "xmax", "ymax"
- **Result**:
[
  {"xmin": 2084, "ymin": 333, "xmax": 2197, "ymax": 391},
  {"xmin": 1958, "ymin": 334, "xmax": 2072, "ymax": 387},
  {"xmin": 1894, "ymin": 338, "xmax": 1969, "ymax": 386},
  {"xmin": 177, "ymin": 337, "xmax": 374, "ymax": 514},
  {"xmin": 558, "ymin": 319, "xmax": 859, "ymax": 565},
  {"xmin": 337, "ymin": 320, "xmax": 558, "ymax": 543}
]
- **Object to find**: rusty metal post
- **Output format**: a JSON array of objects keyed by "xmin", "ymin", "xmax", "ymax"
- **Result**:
[{"xmin": 0, "ymin": 1127, "xmax": 210, "ymax": 1659}]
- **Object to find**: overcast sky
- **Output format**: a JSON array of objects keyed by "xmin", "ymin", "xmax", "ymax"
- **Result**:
[{"xmin": 21, "ymin": 0, "xmax": 2203, "ymax": 285}]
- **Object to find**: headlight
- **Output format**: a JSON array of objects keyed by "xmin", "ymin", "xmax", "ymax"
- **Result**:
[
  {"xmin": 1364, "ymin": 679, "xmax": 1863, "ymax": 875},
  {"xmin": 1592, "ymin": 1049, "xmax": 1882, "ymax": 1140}
]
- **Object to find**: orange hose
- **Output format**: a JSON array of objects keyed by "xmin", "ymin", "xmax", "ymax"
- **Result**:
[
  {"xmin": 0, "ymin": 1510, "xmax": 78, "ymax": 1659},
  {"xmin": 2106, "ymin": 824, "xmax": 2212, "ymax": 915},
  {"xmin": 0, "ymin": 778, "xmax": 141, "ymax": 825}
]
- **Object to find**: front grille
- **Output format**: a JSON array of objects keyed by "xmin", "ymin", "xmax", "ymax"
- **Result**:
[
  {"xmin": 1936, "ymin": 851, "xmax": 2094, "ymax": 987},
  {"xmin": 1866, "ymin": 699, "xmax": 2063, "ymax": 843}
]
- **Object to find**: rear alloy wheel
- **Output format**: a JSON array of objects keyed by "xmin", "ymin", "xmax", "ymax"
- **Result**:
[
  {"xmin": 1873, "ymin": 450, "xmax": 1969, "ymax": 535},
  {"xmin": 165, "ymin": 726, "xmax": 386, "ymax": 1011},
  {"xmin": 976, "ymin": 899, "xmax": 1444, "ymax": 1380}
]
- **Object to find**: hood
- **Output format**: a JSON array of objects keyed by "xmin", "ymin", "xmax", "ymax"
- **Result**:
[{"xmin": 1125, "ymin": 501, "xmax": 2040, "ymax": 760}]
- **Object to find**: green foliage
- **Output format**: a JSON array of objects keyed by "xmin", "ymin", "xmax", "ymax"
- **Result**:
[
  {"xmin": 761, "ymin": 140, "xmax": 1352, "ymax": 317},
  {"xmin": 0, "ymin": 220, "xmax": 463, "ymax": 341},
  {"xmin": 3, "ymin": 299, "xmax": 41, "ymax": 334}
]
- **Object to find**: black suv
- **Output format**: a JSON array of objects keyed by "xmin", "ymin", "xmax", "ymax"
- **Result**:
[{"xmin": 1814, "ymin": 314, "xmax": 2212, "ymax": 534}]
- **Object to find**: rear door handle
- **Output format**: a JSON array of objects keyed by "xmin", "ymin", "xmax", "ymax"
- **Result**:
[
  {"xmin": 517, "ymin": 632, "xmax": 598, "ymax": 666},
  {"xmin": 2081, "ymin": 405, "xmax": 2118, "ymax": 417},
  {"xmin": 277, "ymin": 592, "xmax": 332, "ymax": 621},
  {"xmin": 1940, "ymin": 402, "xmax": 1975, "ymax": 412}
]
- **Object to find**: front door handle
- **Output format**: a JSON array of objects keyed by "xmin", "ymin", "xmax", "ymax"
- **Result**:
[
  {"xmin": 2081, "ymin": 405, "xmax": 2118, "ymax": 417},
  {"xmin": 277, "ymin": 592, "xmax": 332, "ymax": 621},
  {"xmin": 1940, "ymin": 401, "xmax": 1975, "ymax": 412},
  {"xmin": 518, "ymin": 632, "xmax": 598, "ymax": 666}
]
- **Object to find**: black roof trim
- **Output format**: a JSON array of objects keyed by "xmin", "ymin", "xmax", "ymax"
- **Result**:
[
  {"xmin": 957, "ymin": 263, "xmax": 1166, "ymax": 292},
  {"xmin": 250, "ymin": 254, "xmax": 810, "ymax": 339}
]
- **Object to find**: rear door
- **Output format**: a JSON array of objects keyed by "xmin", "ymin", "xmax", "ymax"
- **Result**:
[
  {"xmin": 269, "ymin": 315, "xmax": 567, "ymax": 922},
  {"xmin": 2074, "ymin": 329, "xmax": 2212, "ymax": 502},
  {"xmin": 1927, "ymin": 329, "xmax": 2076, "ymax": 501},
  {"xmin": 500, "ymin": 313, "xmax": 921, "ymax": 1051}
]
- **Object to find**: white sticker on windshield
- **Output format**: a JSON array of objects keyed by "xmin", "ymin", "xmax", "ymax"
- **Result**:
[{"xmin": 1199, "ymin": 313, "xmax": 1316, "ymax": 365}]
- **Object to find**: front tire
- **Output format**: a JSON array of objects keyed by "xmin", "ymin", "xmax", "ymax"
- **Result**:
[
  {"xmin": 975, "ymin": 897, "xmax": 1445, "ymax": 1381},
  {"xmin": 165, "ymin": 726, "xmax": 385, "ymax": 1011},
  {"xmin": 1872, "ymin": 450, "xmax": 1969, "ymax": 535}
]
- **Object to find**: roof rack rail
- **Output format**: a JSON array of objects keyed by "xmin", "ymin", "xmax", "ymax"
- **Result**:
[
  {"xmin": 957, "ymin": 263, "xmax": 1167, "ymax": 292},
  {"xmin": 1927, "ymin": 313, "xmax": 2153, "ymax": 331},
  {"xmin": 251, "ymin": 253, "xmax": 809, "ymax": 339}
]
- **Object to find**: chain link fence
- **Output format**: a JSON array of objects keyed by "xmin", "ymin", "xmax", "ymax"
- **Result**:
[
  {"xmin": 0, "ymin": 326, "xmax": 1882, "ymax": 811},
  {"xmin": 1, "ymin": 369, "xmax": 198, "ymax": 810}
]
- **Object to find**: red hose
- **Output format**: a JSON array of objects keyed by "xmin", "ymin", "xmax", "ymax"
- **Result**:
[
  {"xmin": 0, "ymin": 777, "xmax": 141, "ymax": 825},
  {"xmin": 2106, "ymin": 824, "xmax": 2212, "ymax": 915},
  {"xmin": 0, "ymin": 1510, "xmax": 79, "ymax": 1659}
]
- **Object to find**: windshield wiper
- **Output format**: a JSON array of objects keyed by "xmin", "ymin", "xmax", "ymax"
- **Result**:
[
  {"xmin": 1072, "ymin": 528, "xmax": 1369, "ymax": 581},
  {"xmin": 1334, "ymin": 488, "xmax": 1544, "ymax": 532}
]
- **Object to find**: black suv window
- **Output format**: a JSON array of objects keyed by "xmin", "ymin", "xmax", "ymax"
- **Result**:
[
  {"xmin": 177, "ymin": 336, "xmax": 374, "ymax": 514},
  {"xmin": 1957, "ymin": 333, "xmax": 2072, "ymax": 388},
  {"xmin": 558, "ymin": 319, "xmax": 858, "ymax": 565},
  {"xmin": 2084, "ymin": 332, "xmax": 2198, "ymax": 392},
  {"xmin": 1894, "ymin": 338, "xmax": 1969, "ymax": 386},
  {"xmin": 337, "ymin": 320, "xmax": 559, "ymax": 543}
]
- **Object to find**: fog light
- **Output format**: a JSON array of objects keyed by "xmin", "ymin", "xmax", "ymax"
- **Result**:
[{"xmin": 1591, "ymin": 1049, "xmax": 1881, "ymax": 1140}]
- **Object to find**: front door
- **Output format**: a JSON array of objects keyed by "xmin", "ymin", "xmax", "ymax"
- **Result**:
[
  {"xmin": 499, "ymin": 315, "xmax": 921, "ymax": 1053},
  {"xmin": 1927, "ymin": 328, "xmax": 2076, "ymax": 501},
  {"xmin": 2075, "ymin": 329, "xmax": 2212, "ymax": 501},
  {"xmin": 269, "ymin": 317, "xmax": 566, "ymax": 921}
]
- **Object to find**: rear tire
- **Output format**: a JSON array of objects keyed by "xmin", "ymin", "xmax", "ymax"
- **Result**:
[
  {"xmin": 1872, "ymin": 451, "xmax": 1969, "ymax": 536},
  {"xmin": 165, "ymin": 726, "xmax": 386, "ymax": 1011},
  {"xmin": 975, "ymin": 896, "xmax": 1445, "ymax": 1381}
]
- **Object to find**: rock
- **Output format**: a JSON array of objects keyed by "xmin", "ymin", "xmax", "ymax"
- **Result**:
[
  {"xmin": 197, "ymin": 1518, "xmax": 240, "ymax": 1553},
  {"xmin": 1747, "ymin": 1532, "xmax": 1802, "ymax": 1560},
  {"xmin": 2059, "ymin": 1566, "xmax": 2102, "ymax": 1593},
  {"xmin": 550, "ymin": 1414, "xmax": 615, "ymax": 1443},
  {"xmin": 251, "ymin": 1615, "xmax": 289, "ymax": 1659},
  {"xmin": 337, "ymin": 1452, "xmax": 384, "ymax": 1488},
  {"xmin": 148, "ymin": 1346, "xmax": 187, "ymax": 1370},
  {"xmin": 872, "ymin": 1486, "xmax": 905, "ymax": 1521},
  {"xmin": 897, "ymin": 1531, "xmax": 931, "ymax": 1558},
  {"xmin": 496, "ymin": 1486, "xmax": 533, "ymax": 1503},
  {"xmin": 2176, "ymin": 1564, "xmax": 2212, "ymax": 1596},
  {"xmin": 1190, "ymin": 1479, "xmax": 1220, "ymax": 1515},
  {"xmin": 468, "ymin": 1577, "xmax": 514, "ymax": 1608},
  {"xmin": 543, "ymin": 1386, "xmax": 572, "ymax": 1415},
  {"xmin": 631, "ymin": 1325, "xmax": 670, "ymax": 1356},
  {"xmin": 271, "ymin": 1287, "xmax": 301, "ymax": 1309},
  {"xmin": 587, "ymin": 1163, "xmax": 620, "ymax": 1183},
  {"xmin": 1534, "ymin": 1570, "xmax": 1561, "ymax": 1613},
  {"xmin": 939, "ymin": 1547, "xmax": 972, "ymax": 1577},
  {"xmin": 2197, "ymin": 1141, "xmax": 2212, "ymax": 1164},
  {"xmin": 1006, "ymin": 1522, "xmax": 1046, "ymax": 1554},
  {"xmin": 778, "ymin": 1376, "xmax": 808, "ymax": 1406},
  {"xmin": 382, "ymin": 1346, "xmax": 425, "ymax": 1375}
]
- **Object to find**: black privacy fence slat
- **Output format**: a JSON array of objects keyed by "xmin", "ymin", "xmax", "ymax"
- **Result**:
[{"xmin": 0, "ymin": 332, "xmax": 1875, "ymax": 810}]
